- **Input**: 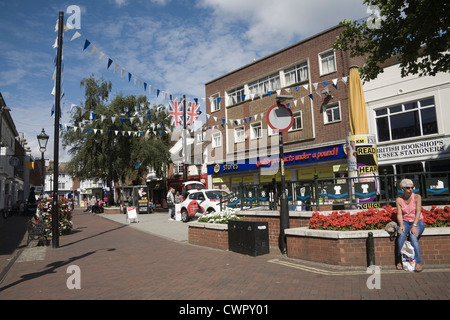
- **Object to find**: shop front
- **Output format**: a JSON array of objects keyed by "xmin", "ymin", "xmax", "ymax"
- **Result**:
[
  {"xmin": 207, "ymin": 143, "xmax": 348, "ymax": 207},
  {"xmin": 377, "ymin": 137, "xmax": 450, "ymax": 174}
]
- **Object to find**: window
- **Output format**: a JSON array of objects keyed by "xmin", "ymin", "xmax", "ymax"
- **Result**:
[
  {"xmin": 248, "ymin": 73, "xmax": 280, "ymax": 96},
  {"xmin": 290, "ymin": 112, "xmax": 303, "ymax": 131},
  {"xmin": 324, "ymin": 103, "xmax": 341, "ymax": 124},
  {"xmin": 375, "ymin": 97, "xmax": 438, "ymax": 142},
  {"xmin": 174, "ymin": 164, "xmax": 184, "ymax": 175},
  {"xmin": 234, "ymin": 126, "xmax": 245, "ymax": 143},
  {"xmin": 227, "ymin": 86, "xmax": 245, "ymax": 106},
  {"xmin": 319, "ymin": 50, "xmax": 336, "ymax": 75},
  {"xmin": 212, "ymin": 132, "xmax": 222, "ymax": 148},
  {"xmin": 268, "ymin": 126, "xmax": 278, "ymax": 136},
  {"xmin": 285, "ymin": 62, "xmax": 309, "ymax": 86},
  {"xmin": 196, "ymin": 131, "xmax": 204, "ymax": 144},
  {"xmin": 250, "ymin": 122, "xmax": 262, "ymax": 139},
  {"xmin": 210, "ymin": 93, "xmax": 220, "ymax": 112}
]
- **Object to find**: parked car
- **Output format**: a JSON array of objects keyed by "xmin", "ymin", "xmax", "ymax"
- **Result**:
[{"xmin": 180, "ymin": 189, "xmax": 230, "ymax": 222}]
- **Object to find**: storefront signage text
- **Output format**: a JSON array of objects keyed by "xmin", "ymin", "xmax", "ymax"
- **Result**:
[{"xmin": 377, "ymin": 139, "xmax": 446, "ymax": 160}]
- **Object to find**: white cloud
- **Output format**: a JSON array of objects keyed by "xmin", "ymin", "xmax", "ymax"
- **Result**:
[{"xmin": 198, "ymin": 0, "xmax": 369, "ymax": 49}]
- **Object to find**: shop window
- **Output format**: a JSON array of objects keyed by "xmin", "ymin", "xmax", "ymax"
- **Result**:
[{"xmin": 375, "ymin": 97, "xmax": 438, "ymax": 142}]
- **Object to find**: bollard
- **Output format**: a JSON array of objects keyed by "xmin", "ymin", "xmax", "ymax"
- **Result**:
[{"xmin": 366, "ymin": 232, "xmax": 375, "ymax": 267}]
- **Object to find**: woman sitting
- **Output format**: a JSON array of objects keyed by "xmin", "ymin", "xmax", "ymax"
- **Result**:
[{"xmin": 395, "ymin": 179, "xmax": 425, "ymax": 272}]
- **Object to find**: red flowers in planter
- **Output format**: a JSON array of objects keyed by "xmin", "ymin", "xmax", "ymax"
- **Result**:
[{"xmin": 309, "ymin": 206, "xmax": 450, "ymax": 231}]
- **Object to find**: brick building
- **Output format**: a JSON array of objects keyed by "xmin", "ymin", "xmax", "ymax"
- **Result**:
[{"xmin": 203, "ymin": 25, "xmax": 365, "ymax": 194}]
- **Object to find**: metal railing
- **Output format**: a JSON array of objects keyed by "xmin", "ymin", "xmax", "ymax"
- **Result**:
[{"xmin": 225, "ymin": 171, "xmax": 450, "ymax": 211}]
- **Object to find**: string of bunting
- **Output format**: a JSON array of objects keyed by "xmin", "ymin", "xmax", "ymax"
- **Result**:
[{"xmin": 53, "ymin": 22, "xmax": 349, "ymax": 138}]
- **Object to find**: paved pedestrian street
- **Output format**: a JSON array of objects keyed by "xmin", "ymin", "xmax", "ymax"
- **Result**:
[{"xmin": 1, "ymin": 209, "xmax": 449, "ymax": 310}]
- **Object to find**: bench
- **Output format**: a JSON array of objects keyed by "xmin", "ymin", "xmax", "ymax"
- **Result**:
[{"xmin": 27, "ymin": 219, "xmax": 47, "ymax": 246}]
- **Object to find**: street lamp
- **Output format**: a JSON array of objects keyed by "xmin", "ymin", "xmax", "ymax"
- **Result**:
[{"xmin": 37, "ymin": 128, "xmax": 49, "ymax": 197}]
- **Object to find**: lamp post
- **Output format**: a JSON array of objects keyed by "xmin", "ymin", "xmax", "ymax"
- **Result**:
[{"xmin": 37, "ymin": 128, "xmax": 49, "ymax": 198}]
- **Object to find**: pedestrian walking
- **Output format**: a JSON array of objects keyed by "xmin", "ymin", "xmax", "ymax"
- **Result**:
[{"xmin": 167, "ymin": 187, "xmax": 175, "ymax": 221}]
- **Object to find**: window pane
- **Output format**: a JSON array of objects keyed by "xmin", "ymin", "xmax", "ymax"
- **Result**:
[
  {"xmin": 390, "ymin": 111, "xmax": 420, "ymax": 140},
  {"xmin": 421, "ymin": 107, "xmax": 438, "ymax": 135},
  {"xmin": 292, "ymin": 113, "xmax": 302, "ymax": 130},
  {"xmin": 333, "ymin": 108, "xmax": 340, "ymax": 121},
  {"xmin": 375, "ymin": 109, "xmax": 387, "ymax": 116},
  {"xmin": 376, "ymin": 117, "xmax": 390, "ymax": 142},
  {"xmin": 420, "ymin": 98, "xmax": 434, "ymax": 108},
  {"xmin": 326, "ymin": 109, "xmax": 333, "ymax": 123},
  {"xmin": 389, "ymin": 105, "xmax": 402, "ymax": 113},
  {"xmin": 321, "ymin": 51, "xmax": 336, "ymax": 74},
  {"xmin": 404, "ymin": 101, "xmax": 417, "ymax": 110}
]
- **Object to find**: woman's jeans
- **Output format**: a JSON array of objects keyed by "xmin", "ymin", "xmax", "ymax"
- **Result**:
[{"xmin": 397, "ymin": 220, "xmax": 425, "ymax": 265}]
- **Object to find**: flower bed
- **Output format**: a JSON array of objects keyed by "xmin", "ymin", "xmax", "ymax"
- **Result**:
[
  {"xmin": 309, "ymin": 206, "xmax": 450, "ymax": 231},
  {"xmin": 37, "ymin": 197, "xmax": 73, "ymax": 238},
  {"xmin": 197, "ymin": 208, "xmax": 241, "ymax": 224}
]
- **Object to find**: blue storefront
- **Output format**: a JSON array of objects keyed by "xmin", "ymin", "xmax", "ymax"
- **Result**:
[{"xmin": 207, "ymin": 143, "xmax": 348, "ymax": 190}]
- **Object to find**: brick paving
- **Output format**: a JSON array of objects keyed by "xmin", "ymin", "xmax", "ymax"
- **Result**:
[{"xmin": 1, "ymin": 208, "xmax": 449, "ymax": 304}]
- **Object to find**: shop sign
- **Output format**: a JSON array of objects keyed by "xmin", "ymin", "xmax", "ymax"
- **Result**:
[
  {"xmin": 208, "ymin": 144, "xmax": 345, "ymax": 175},
  {"xmin": 377, "ymin": 138, "xmax": 446, "ymax": 161}
]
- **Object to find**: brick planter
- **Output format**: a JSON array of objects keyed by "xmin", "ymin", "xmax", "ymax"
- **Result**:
[
  {"xmin": 238, "ymin": 211, "xmax": 311, "ymax": 249},
  {"xmin": 187, "ymin": 209, "xmax": 450, "ymax": 267},
  {"xmin": 188, "ymin": 222, "xmax": 229, "ymax": 251},
  {"xmin": 285, "ymin": 227, "xmax": 450, "ymax": 267}
]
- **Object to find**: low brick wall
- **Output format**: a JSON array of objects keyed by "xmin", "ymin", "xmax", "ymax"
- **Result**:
[
  {"xmin": 187, "ymin": 209, "xmax": 450, "ymax": 267},
  {"xmin": 285, "ymin": 227, "xmax": 450, "ymax": 267},
  {"xmin": 103, "ymin": 207, "xmax": 122, "ymax": 214},
  {"xmin": 238, "ymin": 210, "xmax": 311, "ymax": 249},
  {"xmin": 188, "ymin": 222, "xmax": 229, "ymax": 251}
]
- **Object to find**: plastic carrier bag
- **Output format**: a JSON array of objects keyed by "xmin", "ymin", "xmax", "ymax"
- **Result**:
[{"xmin": 401, "ymin": 240, "xmax": 416, "ymax": 272}]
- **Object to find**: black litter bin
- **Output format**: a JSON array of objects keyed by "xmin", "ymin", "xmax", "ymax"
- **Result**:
[{"xmin": 228, "ymin": 220, "xmax": 269, "ymax": 256}]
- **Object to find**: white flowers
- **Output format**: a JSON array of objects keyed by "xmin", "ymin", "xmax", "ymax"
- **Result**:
[{"xmin": 198, "ymin": 208, "xmax": 240, "ymax": 224}]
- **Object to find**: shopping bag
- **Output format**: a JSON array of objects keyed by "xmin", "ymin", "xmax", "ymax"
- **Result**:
[{"xmin": 401, "ymin": 240, "xmax": 416, "ymax": 272}]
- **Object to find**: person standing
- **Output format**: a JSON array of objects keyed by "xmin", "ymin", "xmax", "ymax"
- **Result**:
[
  {"xmin": 167, "ymin": 187, "xmax": 175, "ymax": 221},
  {"xmin": 268, "ymin": 189, "xmax": 275, "ymax": 210},
  {"xmin": 396, "ymin": 179, "xmax": 425, "ymax": 272}
]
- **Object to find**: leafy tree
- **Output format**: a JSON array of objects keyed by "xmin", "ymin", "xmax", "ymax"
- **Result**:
[
  {"xmin": 61, "ymin": 75, "xmax": 171, "ymax": 200},
  {"xmin": 333, "ymin": 0, "xmax": 450, "ymax": 81}
]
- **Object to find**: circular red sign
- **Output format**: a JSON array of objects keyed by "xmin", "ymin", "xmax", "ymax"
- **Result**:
[{"xmin": 266, "ymin": 104, "xmax": 294, "ymax": 132}]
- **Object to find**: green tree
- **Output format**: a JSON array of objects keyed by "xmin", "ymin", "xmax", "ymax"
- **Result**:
[
  {"xmin": 333, "ymin": 0, "xmax": 450, "ymax": 81},
  {"xmin": 61, "ymin": 75, "xmax": 171, "ymax": 200}
]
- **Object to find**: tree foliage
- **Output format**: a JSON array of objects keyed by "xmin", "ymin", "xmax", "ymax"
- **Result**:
[
  {"xmin": 333, "ymin": 0, "xmax": 450, "ymax": 81},
  {"xmin": 61, "ymin": 75, "xmax": 171, "ymax": 188}
]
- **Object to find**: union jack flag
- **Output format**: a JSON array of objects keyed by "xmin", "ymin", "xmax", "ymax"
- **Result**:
[
  {"xmin": 187, "ymin": 101, "xmax": 201, "ymax": 126},
  {"xmin": 169, "ymin": 100, "xmax": 183, "ymax": 126}
]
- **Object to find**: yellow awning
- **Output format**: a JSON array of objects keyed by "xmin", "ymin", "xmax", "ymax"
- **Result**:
[{"xmin": 348, "ymin": 66, "xmax": 368, "ymax": 135}]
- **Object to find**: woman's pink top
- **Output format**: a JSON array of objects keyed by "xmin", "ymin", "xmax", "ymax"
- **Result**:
[{"xmin": 399, "ymin": 193, "xmax": 423, "ymax": 222}]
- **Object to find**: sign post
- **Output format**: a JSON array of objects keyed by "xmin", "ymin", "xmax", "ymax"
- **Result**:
[{"xmin": 266, "ymin": 98, "xmax": 293, "ymax": 254}]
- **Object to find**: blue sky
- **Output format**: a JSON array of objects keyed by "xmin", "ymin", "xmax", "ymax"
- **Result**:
[{"xmin": 0, "ymin": 0, "xmax": 369, "ymax": 162}]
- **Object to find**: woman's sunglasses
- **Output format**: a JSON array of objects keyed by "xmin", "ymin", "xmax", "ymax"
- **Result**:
[{"xmin": 403, "ymin": 187, "xmax": 414, "ymax": 190}]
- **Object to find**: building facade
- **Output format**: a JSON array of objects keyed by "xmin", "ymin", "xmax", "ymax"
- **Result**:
[
  {"xmin": 203, "ymin": 26, "xmax": 364, "ymax": 194},
  {"xmin": 364, "ymin": 61, "xmax": 450, "ymax": 174}
]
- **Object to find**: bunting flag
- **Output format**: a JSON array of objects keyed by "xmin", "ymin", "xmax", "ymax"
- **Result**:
[
  {"xmin": 169, "ymin": 100, "xmax": 183, "ymax": 127},
  {"xmin": 187, "ymin": 101, "xmax": 201, "ymax": 126},
  {"xmin": 61, "ymin": 28, "xmax": 352, "ymax": 136}
]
